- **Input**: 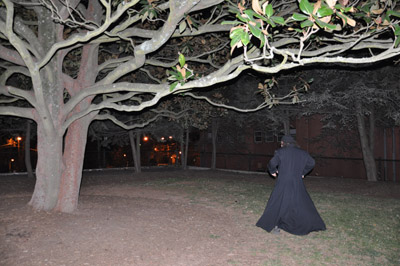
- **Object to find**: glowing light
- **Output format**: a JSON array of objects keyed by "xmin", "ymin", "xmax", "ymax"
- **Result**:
[
  {"xmin": 169, "ymin": 136, "xmax": 173, "ymax": 139},
  {"xmin": 143, "ymin": 136, "xmax": 149, "ymax": 141},
  {"xmin": 10, "ymin": 158, "xmax": 14, "ymax": 162},
  {"xmin": 161, "ymin": 137, "xmax": 165, "ymax": 141},
  {"xmin": 16, "ymin": 137, "xmax": 22, "ymax": 141}
]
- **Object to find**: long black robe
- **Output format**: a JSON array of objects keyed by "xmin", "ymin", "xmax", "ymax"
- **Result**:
[{"xmin": 256, "ymin": 145, "xmax": 326, "ymax": 235}]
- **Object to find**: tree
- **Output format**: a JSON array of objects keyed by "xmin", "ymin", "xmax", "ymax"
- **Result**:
[
  {"xmin": 1, "ymin": 0, "xmax": 400, "ymax": 212},
  {"xmin": 92, "ymin": 107, "xmax": 186, "ymax": 172},
  {"xmin": 302, "ymin": 66, "xmax": 400, "ymax": 181},
  {"xmin": 153, "ymin": 94, "xmax": 221, "ymax": 169}
]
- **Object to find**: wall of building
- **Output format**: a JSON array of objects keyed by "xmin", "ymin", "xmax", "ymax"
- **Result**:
[{"xmin": 196, "ymin": 116, "xmax": 399, "ymax": 181}]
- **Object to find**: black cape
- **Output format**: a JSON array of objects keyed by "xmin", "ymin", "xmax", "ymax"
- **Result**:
[{"xmin": 256, "ymin": 145, "xmax": 326, "ymax": 235}]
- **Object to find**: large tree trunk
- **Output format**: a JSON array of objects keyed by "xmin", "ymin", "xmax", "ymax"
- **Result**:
[
  {"xmin": 282, "ymin": 113, "xmax": 290, "ymax": 135},
  {"xmin": 355, "ymin": 100, "xmax": 378, "ymax": 182},
  {"xmin": 55, "ymin": 116, "xmax": 92, "ymax": 212},
  {"xmin": 25, "ymin": 120, "xmax": 35, "ymax": 179},
  {"xmin": 129, "ymin": 130, "xmax": 141, "ymax": 173},
  {"xmin": 29, "ymin": 123, "xmax": 63, "ymax": 211},
  {"xmin": 179, "ymin": 128, "xmax": 185, "ymax": 169},
  {"xmin": 369, "ymin": 109, "xmax": 375, "ymax": 156},
  {"xmin": 182, "ymin": 128, "xmax": 189, "ymax": 170},
  {"xmin": 211, "ymin": 118, "xmax": 219, "ymax": 170}
]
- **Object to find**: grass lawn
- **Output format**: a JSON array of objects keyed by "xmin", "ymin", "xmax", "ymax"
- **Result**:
[
  {"xmin": 2, "ymin": 169, "xmax": 399, "ymax": 265},
  {"xmin": 142, "ymin": 172, "xmax": 400, "ymax": 265}
]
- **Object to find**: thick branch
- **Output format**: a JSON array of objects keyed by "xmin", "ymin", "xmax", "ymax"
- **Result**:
[
  {"xmin": 94, "ymin": 110, "xmax": 187, "ymax": 130},
  {"xmin": 0, "ymin": 106, "xmax": 35, "ymax": 120},
  {"xmin": 37, "ymin": 0, "xmax": 140, "ymax": 69}
]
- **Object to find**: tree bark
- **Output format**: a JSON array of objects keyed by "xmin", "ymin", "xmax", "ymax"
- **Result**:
[
  {"xmin": 25, "ymin": 120, "xmax": 35, "ymax": 179},
  {"xmin": 29, "ymin": 123, "xmax": 63, "ymax": 211},
  {"xmin": 179, "ymin": 128, "xmax": 186, "ymax": 169},
  {"xmin": 282, "ymin": 113, "xmax": 290, "ymax": 135},
  {"xmin": 129, "ymin": 130, "xmax": 141, "ymax": 173},
  {"xmin": 355, "ymin": 100, "xmax": 378, "ymax": 182},
  {"xmin": 369, "ymin": 109, "xmax": 375, "ymax": 156},
  {"xmin": 55, "ymin": 116, "xmax": 92, "ymax": 212},
  {"xmin": 211, "ymin": 118, "xmax": 219, "ymax": 170},
  {"xmin": 183, "ymin": 128, "xmax": 189, "ymax": 169}
]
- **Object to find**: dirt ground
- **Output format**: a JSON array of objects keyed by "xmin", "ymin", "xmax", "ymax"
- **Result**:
[{"xmin": 1, "ymin": 168, "xmax": 399, "ymax": 266}]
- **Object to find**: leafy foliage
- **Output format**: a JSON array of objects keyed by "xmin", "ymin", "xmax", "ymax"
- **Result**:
[
  {"xmin": 226, "ymin": 0, "xmax": 400, "ymax": 60},
  {"xmin": 167, "ymin": 53, "xmax": 195, "ymax": 91}
]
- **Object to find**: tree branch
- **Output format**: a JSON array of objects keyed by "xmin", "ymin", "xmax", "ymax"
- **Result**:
[
  {"xmin": 0, "ymin": 106, "xmax": 35, "ymax": 120},
  {"xmin": 94, "ymin": 109, "xmax": 187, "ymax": 130}
]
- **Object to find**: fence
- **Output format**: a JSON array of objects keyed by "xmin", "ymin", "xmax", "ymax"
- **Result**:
[
  {"xmin": 2, "ymin": 149, "xmax": 398, "ymax": 182},
  {"xmin": 198, "ymin": 151, "xmax": 399, "ymax": 182}
]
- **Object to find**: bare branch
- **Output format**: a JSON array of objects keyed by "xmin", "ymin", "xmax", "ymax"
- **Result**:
[
  {"xmin": 94, "ymin": 109, "xmax": 188, "ymax": 130},
  {"xmin": 0, "ymin": 106, "xmax": 35, "ymax": 120}
]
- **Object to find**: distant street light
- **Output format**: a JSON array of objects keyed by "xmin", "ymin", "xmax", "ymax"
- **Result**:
[
  {"xmin": 16, "ymin": 136, "xmax": 22, "ymax": 171},
  {"xmin": 9, "ymin": 158, "xmax": 15, "ymax": 172}
]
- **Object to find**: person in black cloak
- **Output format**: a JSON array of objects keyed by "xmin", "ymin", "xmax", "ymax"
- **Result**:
[{"xmin": 256, "ymin": 135, "xmax": 326, "ymax": 235}]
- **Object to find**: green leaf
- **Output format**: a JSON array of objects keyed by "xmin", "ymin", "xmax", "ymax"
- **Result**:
[
  {"xmin": 230, "ymin": 34, "xmax": 242, "ymax": 48},
  {"xmin": 141, "ymin": 11, "xmax": 148, "ymax": 23},
  {"xmin": 170, "ymin": 81, "xmax": 179, "ymax": 91},
  {"xmin": 241, "ymin": 31, "xmax": 251, "ymax": 46},
  {"xmin": 300, "ymin": 19, "xmax": 314, "ymax": 28},
  {"xmin": 237, "ymin": 13, "xmax": 250, "ymax": 23},
  {"xmin": 249, "ymin": 24, "xmax": 263, "ymax": 41},
  {"xmin": 292, "ymin": 13, "xmax": 309, "ymax": 21},
  {"xmin": 179, "ymin": 21, "xmax": 187, "ymax": 33},
  {"xmin": 334, "ymin": 4, "xmax": 352, "ymax": 13},
  {"xmin": 266, "ymin": 18, "xmax": 276, "ymax": 28},
  {"xmin": 358, "ymin": 3, "xmax": 373, "ymax": 14},
  {"xmin": 395, "ymin": 37, "xmax": 400, "ymax": 48},
  {"xmin": 317, "ymin": 5, "xmax": 334, "ymax": 17},
  {"xmin": 394, "ymin": 25, "xmax": 400, "ymax": 36},
  {"xmin": 315, "ymin": 18, "xmax": 337, "ymax": 31},
  {"xmin": 149, "ymin": 10, "xmax": 157, "ymax": 20},
  {"xmin": 230, "ymin": 28, "xmax": 245, "ymax": 39},
  {"xmin": 176, "ymin": 71, "xmax": 183, "ymax": 80},
  {"xmin": 167, "ymin": 70, "xmax": 179, "ymax": 78},
  {"xmin": 221, "ymin": 21, "xmax": 242, "ymax": 25},
  {"xmin": 251, "ymin": 11, "xmax": 270, "ymax": 24},
  {"xmin": 265, "ymin": 4, "xmax": 273, "ymax": 18},
  {"xmin": 271, "ymin": 16, "xmax": 285, "ymax": 25},
  {"xmin": 299, "ymin": 0, "xmax": 314, "ymax": 15},
  {"xmin": 343, "ymin": 6, "xmax": 353, "ymax": 13},
  {"xmin": 354, "ymin": 11, "xmax": 372, "ymax": 23},
  {"xmin": 244, "ymin": 9, "xmax": 257, "ymax": 19},
  {"xmin": 250, "ymin": 26, "xmax": 265, "ymax": 47},
  {"xmin": 336, "ymin": 12, "xmax": 351, "ymax": 26},
  {"xmin": 179, "ymin": 53, "xmax": 186, "ymax": 68},
  {"xmin": 387, "ymin": 10, "xmax": 400, "ymax": 18},
  {"xmin": 185, "ymin": 70, "xmax": 193, "ymax": 79}
]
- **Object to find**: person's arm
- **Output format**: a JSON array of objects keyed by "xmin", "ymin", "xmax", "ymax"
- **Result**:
[
  {"xmin": 302, "ymin": 153, "xmax": 315, "ymax": 177},
  {"xmin": 268, "ymin": 150, "xmax": 280, "ymax": 176}
]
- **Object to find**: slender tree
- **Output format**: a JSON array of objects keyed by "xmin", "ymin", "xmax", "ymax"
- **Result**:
[{"xmin": 302, "ymin": 67, "xmax": 400, "ymax": 181}]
